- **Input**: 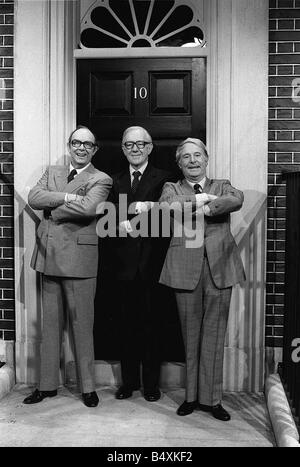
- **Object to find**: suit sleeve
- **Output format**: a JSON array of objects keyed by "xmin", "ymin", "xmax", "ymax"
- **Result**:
[
  {"xmin": 159, "ymin": 182, "xmax": 197, "ymax": 206},
  {"xmin": 207, "ymin": 180, "xmax": 243, "ymax": 216},
  {"xmin": 28, "ymin": 168, "xmax": 66, "ymax": 210},
  {"xmin": 51, "ymin": 176, "xmax": 112, "ymax": 221}
]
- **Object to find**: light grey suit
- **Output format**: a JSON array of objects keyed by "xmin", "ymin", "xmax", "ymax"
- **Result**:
[
  {"xmin": 159, "ymin": 178, "xmax": 245, "ymax": 405},
  {"xmin": 28, "ymin": 164, "xmax": 112, "ymax": 393}
]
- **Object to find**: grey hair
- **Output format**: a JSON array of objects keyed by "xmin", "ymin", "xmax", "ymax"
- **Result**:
[
  {"xmin": 122, "ymin": 126, "xmax": 152, "ymax": 144},
  {"xmin": 175, "ymin": 138, "xmax": 208, "ymax": 163}
]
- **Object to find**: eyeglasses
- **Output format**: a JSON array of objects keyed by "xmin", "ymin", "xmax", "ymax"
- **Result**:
[
  {"xmin": 123, "ymin": 141, "xmax": 151, "ymax": 150},
  {"xmin": 71, "ymin": 139, "xmax": 96, "ymax": 150}
]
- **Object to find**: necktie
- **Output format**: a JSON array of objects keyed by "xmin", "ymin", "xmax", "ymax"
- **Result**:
[
  {"xmin": 67, "ymin": 169, "xmax": 77, "ymax": 183},
  {"xmin": 194, "ymin": 183, "xmax": 202, "ymax": 194},
  {"xmin": 131, "ymin": 170, "xmax": 141, "ymax": 194}
]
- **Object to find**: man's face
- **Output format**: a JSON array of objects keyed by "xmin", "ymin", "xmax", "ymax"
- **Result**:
[
  {"xmin": 178, "ymin": 142, "xmax": 208, "ymax": 182},
  {"xmin": 122, "ymin": 128, "xmax": 153, "ymax": 169},
  {"xmin": 68, "ymin": 128, "xmax": 98, "ymax": 169}
]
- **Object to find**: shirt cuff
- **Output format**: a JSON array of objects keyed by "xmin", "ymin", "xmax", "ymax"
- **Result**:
[
  {"xmin": 195, "ymin": 193, "xmax": 209, "ymax": 207},
  {"xmin": 203, "ymin": 204, "xmax": 211, "ymax": 216},
  {"xmin": 120, "ymin": 220, "xmax": 133, "ymax": 233}
]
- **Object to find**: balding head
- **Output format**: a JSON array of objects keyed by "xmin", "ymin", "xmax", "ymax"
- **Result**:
[
  {"xmin": 122, "ymin": 126, "xmax": 153, "ymax": 170},
  {"xmin": 122, "ymin": 126, "xmax": 152, "ymax": 144}
]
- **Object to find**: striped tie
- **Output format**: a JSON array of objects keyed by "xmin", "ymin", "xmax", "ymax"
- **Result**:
[
  {"xmin": 67, "ymin": 169, "xmax": 77, "ymax": 183},
  {"xmin": 131, "ymin": 170, "xmax": 141, "ymax": 194},
  {"xmin": 194, "ymin": 183, "xmax": 202, "ymax": 194}
]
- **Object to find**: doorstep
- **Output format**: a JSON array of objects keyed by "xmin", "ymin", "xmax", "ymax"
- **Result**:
[
  {"xmin": 265, "ymin": 373, "xmax": 300, "ymax": 448},
  {"xmin": 0, "ymin": 340, "xmax": 15, "ymax": 401}
]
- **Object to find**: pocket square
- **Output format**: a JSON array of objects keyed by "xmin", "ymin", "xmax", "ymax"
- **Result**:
[{"xmin": 77, "ymin": 187, "xmax": 86, "ymax": 196}]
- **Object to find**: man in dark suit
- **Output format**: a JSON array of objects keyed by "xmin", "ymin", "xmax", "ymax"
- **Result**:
[
  {"xmin": 108, "ymin": 126, "xmax": 171, "ymax": 402},
  {"xmin": 23, "ymin": 126, "xmax": 112, "ymax": 408},
  {"xmin": 159, "ymin": 138, "xmax": 245, "ymax": 421}
]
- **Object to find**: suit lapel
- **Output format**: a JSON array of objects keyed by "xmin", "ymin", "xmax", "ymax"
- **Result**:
[
  {"xmin": 134, "ymin": 164, "xmax": 157, "ymax": 200},
  {"xmin": 117, "ymin": 164, "xmax": 157, "ymax": 201},
  {"xmin": 54, "ymin": 166, "xmax": 69, "ymax": 191},
  {"xmin": 117, "ymin": 170, "xmax": 133, "ymax": 204},
  {"xmin": 203, "ymin": 177, "xmax": 212, "ymax": 193},
  {"xmin": 66, "ymin": 164, "xmax": 96, "ymax": 192},
  {"xmin": 180, "ymin": 177, "xmax": 212, "ymax": 195},
  {"xmin": 181, "ymin": 178, "xmax": 195, "ymax": 195}
]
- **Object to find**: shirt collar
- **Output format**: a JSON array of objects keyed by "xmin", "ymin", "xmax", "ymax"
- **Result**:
[
  {"xmin": 129, "ymin": 161, "xmax": 148, "ymax": 178},
  {"xmin": 69, "ymin": 162, "xmax": 91, "ymax": 175},
  {"xmin": 186, "ymin": 176, "xmax": 207, "ymax": 190}
]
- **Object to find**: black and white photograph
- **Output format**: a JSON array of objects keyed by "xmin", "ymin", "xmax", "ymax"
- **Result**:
[{"xmin": 0, "ymin": 0, "xmax": 299, "ymax": 450}]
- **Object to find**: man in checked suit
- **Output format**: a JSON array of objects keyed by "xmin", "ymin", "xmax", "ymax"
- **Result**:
[
  {"xmin": 159, "ymin": 138, "xmax": 245, "ymax": 421},
  {"xmin": 23, "ymin": 126, "xmax": 112, "ymax": 408},
  {"xmin": 107, "ymin": 126, "xmax": 171, "ymax": 402}
]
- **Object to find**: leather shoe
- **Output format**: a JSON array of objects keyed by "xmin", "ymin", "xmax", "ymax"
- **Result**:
[
  {"xmin": 177, "ymin": 400, "xmax": 198, "ymax": 416},
  {"xmin": 23, "ymin": 388, "xmax": 57, "ymax": 404},
  {"xmin": 115, "ymin": 386, "xmax": 135, "ymax": 400},
  {"xmin": 144, "ymin": 388, "xmax": 161, "ymax": 402},
  {"xmin": 82, "ymin": 391, "xmax": 99, "ymax": 408},
  {"xmin": 198, "ymin": 403, "xmax": 231, "ymax": 421}
]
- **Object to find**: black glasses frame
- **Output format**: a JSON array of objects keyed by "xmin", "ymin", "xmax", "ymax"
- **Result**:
[
  {"xmin": 123, "ymin": 141, "xmax": 151, "ymax": 150},
  {"xmin": 71, "ymin": 139, "xmax": 96, "ymax": 150}
]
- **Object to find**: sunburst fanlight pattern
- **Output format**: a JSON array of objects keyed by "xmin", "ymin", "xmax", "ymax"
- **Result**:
[{"xmin": 80, "ymin": 0, "xmax": 205, "ymax": 48}]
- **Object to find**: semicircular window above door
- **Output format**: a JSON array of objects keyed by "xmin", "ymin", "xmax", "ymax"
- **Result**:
[{"xmin": 80, "ymin": 0, "xmax": 205, "ymax": 48}]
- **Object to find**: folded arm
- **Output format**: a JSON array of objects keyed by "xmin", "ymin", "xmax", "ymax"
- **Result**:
[
  {"xmin": 28, "ymin": 168, "xmax": 66, "ymax": 210},
  {"xmin": 205, "ymin": 180, "xmax": 243, "ymax": 216},
  {"xmin": 51, "ymin": 176, "xmax": 113, "ymax": 221}
]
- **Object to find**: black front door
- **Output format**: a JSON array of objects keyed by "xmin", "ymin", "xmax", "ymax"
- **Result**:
[{"xmin": 77, "ymin": 57, "xmax": 206, "ymax": 362}]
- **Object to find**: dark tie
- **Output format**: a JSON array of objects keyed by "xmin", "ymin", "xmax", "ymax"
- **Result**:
[
  {"xmin": 194, "ymin": 183, "xmax": 202, "ymax": 194},
  {"xmin": 131, "ymin": 170, "xmax": 141, "ymax": 194},
  {"xmin": 67, "ymin": 169, "xmax": 77, "ymax": 183}
]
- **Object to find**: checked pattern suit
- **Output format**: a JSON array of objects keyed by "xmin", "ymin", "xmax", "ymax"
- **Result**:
[
  {"xmin": 159, "ymin": 177, "xmax": 245, "ymax": 405},
  {"xmin": 29, "ymin": 164, "xmax": 112, "ymax": 393}
]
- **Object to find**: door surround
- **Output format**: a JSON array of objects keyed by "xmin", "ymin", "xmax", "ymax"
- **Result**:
[{"xmin": 14, "ymin": 0, "xmax": 269, "ymax": 391}]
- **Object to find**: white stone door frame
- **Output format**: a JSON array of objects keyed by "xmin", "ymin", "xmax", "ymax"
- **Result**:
[{"xmin": 14, "ymin": 0, "xmax": 268, "ymax": 391}]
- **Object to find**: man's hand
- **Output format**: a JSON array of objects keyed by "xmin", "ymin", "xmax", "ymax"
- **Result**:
[
  {"xmin": 64, "ymin": 193, "xmax": 84, "ymax": 204},
  {"xmin": 203, "ymin": 205, "xmax": 211, "ymax": 216},
  {"xmin": 119, "ymin": 220, "xmax": 133, "ymax": 233},
  {"xmin": 135, "ymin": 201, "xmax": 154, "ymax": 214},
  {"xmin": 195, "ymin": 193, "xmax": 218, "ymax": 207}
]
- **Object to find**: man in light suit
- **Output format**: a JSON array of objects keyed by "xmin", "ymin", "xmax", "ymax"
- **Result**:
[
  {"xmin": 159, "ymin": 138, "xmax": 245, "ymax": 421},
  {"xmin": 23, "ymin": 126, "xmax": 112, "ymax": 408},
  {"xmin": 106, "ymin": 126, "xmax": 171, "ymax": 402}
]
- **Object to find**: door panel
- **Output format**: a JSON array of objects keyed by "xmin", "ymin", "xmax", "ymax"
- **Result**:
[
  {"xmin": 150, "ymin": 71, "xmax": 191, "ymax": 114},
  {"xmin": 77, "ymin": 58, "xmax": 206, "ymax": 153},
  {"xmin": 77, "ymin": 57, "xmax": 206, "ymax": 362},
  {"xmin": 91, "ymin": 72, "xmax": 133, "ymax": 116}
]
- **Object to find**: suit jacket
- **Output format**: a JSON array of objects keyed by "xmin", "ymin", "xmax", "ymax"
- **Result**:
[
  {"xmin": 159, "ymin": 178, "xmax": 246, "ymax": 290},
  {"xmin": 29, "ymin": 164, "xmax": 112, "ymax": 278},
  {"xmin": 104, "ymin": 163, "xmax": 172, "ymax": 281}
]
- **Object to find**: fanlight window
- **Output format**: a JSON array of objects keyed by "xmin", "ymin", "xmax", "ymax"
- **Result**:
[{"xmin": 80, "ymin": 0, "xmax": 205, "ymax": 48}]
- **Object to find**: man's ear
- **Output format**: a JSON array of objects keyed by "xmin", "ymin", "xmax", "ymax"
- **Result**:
[{"xmin": 147, "ymin": 143, "xmax": 153, "ymax": 156}]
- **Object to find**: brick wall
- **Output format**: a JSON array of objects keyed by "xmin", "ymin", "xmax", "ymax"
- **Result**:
[
  {"xmin": 268, "ymin": 0, "xmax": 300, "ymax": 347},
  {"xmin": 0, "ymin": 0, "xmax": 14, "ymax": 342}
]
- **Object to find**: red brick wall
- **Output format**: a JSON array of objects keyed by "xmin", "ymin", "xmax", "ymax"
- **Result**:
[
  {"xmin": 268, "ymin": 0, "xmax": 300, "ymax": 347},
  {"xmin": 0, "ymin": 0, "xmax": 14, "ymax": 341}
]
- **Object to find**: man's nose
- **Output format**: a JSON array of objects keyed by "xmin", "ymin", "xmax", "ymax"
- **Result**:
[{"xmin": 190, "ymin": 155, "xmax": 196, "ymax": 163}]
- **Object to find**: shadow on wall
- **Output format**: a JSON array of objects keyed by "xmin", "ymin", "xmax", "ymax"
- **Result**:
[
  {"xmin": 223, "ymin": 190, "xmax": 267, "ymax": 392},
  {"xmin": 5, "ymin": 167, "xmax": 76, "ymax": 384}
]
